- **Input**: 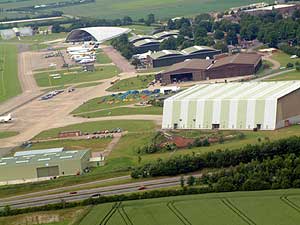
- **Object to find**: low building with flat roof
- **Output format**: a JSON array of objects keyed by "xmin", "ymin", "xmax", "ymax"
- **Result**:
[{"xmin": 0, "ymin": 149, "xmax": 91, "ymax": 184}]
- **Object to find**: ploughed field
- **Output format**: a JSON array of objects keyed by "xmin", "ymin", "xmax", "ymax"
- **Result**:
[{"xmin": 80, "ymin": 189, "xmax": 300, "ymax": 225}]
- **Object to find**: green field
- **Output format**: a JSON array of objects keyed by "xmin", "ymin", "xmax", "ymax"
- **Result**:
[
  {"xmin": 96, "ymin": 51, "xmax": 112, "ymax": 64},
  {"xmin": 78, "ymin": 106, "xmax": 163, "ymax": 118},
  {"xmin": 34, "ymin": 120, "xmax": 157, "ymax": 140},
  {"xmin": 0, "ymin": 0, "xmax": 273, "ymax": 20},
  {"xmin": 34, "ymin": 66, "xmax": 119, "ymax": 87},
  {"xmin": 0, "ymin": 44, "xmax": 21, "ymax": 103},
  {"xmin": 20, "ymin": 138, "xmax": 112, "ymax": 152},
  {"xmin": 74, "ymin": 82, "xmax": 102, "ymax": 88},
  {"xmin": 79, "ymin": 189, "xmax": 300, "ymax": 225},
  {"xmin": 0, "ymin": 131, "xmax": 18, "ymax": 139},
  {"xmin": 266, "ymin": 70, "xmax": 300, "ymax": 81},
  {"xmin": 107, "ymin": 74, "xmax": 155, "ymax": 92},
  {"xmin": 271, "ymin": 51, "xmax": 298, "ymax": 67},
  {"xmin": 124, "ymin": 25, "xmax": 159, "ymax": 35}
]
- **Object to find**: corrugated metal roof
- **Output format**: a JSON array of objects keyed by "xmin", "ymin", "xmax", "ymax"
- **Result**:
[
  {"xmin": 66, "ymin": 27, "xmax": 131, "ymax": 42},
  {"xmin": 129, "ymin": 35, "xmax": 152, "ymax": 43},
  {"xmin": 163, "ymin": 59, "xmax": 213, "ymax": 73},
  {"xmin": 14, "ymin": 148, "xmax": 64, "ymax": 157},
  {"xmin": 150, "ymin": 50, "xmax": 183, "ymax": 60},
  {"xmin": 1, "ymin": 150, "xmax": 89, "ymax": 166},
  {"xmin": 163, "ymin": 81, "xmax": 300, "ymax": 130},
  {"xmin": 211, "ymin": 53, "xmax": 261, "ymax": 68},
  {"xmin": 169, "ymin": 81, "xmax": 300, "ymax": 101},
  {"xmin": 181, "ymin": 46, "xmax": 216, "ymax": 55},
  {"xmin": 153, "ymin": 30, "xmax": 179, "ymax": 39},
  {"xmin": 133, "ymin": 38, "xmax": 160, "ymax": 47}
]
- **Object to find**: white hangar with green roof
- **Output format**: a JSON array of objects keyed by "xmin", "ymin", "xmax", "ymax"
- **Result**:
[{"xmin": 162, "ymin": 81, "xmax": 300, "ymax": 130}]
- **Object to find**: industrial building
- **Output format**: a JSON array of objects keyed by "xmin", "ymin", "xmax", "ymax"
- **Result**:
[
  {"xmin": 157, "ymin": 53, "xmax": 262, "ymax": 84},
  {"xmin": 66, "ymin": 27, "xmax": 131, "ymax": 43},
  {"xmin": 162, "ymin": 81, "xmax": 300, "ymax": 130},
  {"xmin": 0, "ymin": 27, "xmax": 33, "ymax": 40},
  {"xmin": 0, "ymin": 148, "xmax": 91, "ymax": 183},
  {"xmin": 129, "ymin": 30, "xmax": 179, "ymax": 54},
  {"xmin": 133, "ymin": 39, "xmax": 160, "ymax": 54},
  {"xmin": 147, "ymin": 46, "xmax": 221, "ymax": 68}
]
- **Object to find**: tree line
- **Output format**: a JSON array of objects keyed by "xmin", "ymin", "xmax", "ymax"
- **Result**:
[
  {"xmin": 131, "ymin": 136, "xmax": 300, "ymax": 178},
  {"xmin": 201, "ymin": 153, "xmax": 300, "ymax": 192}
]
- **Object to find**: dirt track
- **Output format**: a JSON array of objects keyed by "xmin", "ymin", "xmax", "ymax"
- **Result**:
[{"xmin": 102, "ymin": 45, "xmax": 136, "ymax": 73}]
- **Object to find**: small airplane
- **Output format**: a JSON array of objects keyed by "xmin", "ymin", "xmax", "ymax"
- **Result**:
[
  {"xmin": 0, "ymin": 113, "xmax": 12, "ymax": 123},
  {"xmin": 79, "ymin": 58, "xmax": 96, "ymax": 64}
]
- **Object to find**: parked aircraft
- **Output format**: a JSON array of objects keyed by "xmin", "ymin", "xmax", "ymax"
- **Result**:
[{"xmin": 0, "ymin": 113, "xmax": 12, "ymax": 123}]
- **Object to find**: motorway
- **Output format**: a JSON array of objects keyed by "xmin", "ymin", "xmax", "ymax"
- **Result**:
[{"xmin": 0, "ymin": 174, "xmax": 202, "ymax": 209}]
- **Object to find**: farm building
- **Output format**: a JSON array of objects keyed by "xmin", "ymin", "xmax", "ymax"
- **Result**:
[
  {"xmin": 156, "ymin": 53, "xmax": 262, "ymax": 84},
  {"xmin": 162, "ymin": 81, "xmax": 300, "ymax": 130},
  {"xmin": 147, "ymin": 46, "xmax": 221, "ymax": 68},
  {"xmin": 133, "ymin": 39, "xmax": 160, "ymax": 54},
  {"xmin": 66, "ymin": 27, "xmax": 131, "ymax": 43},
  {"xmin": 0, "ymin": 148, "xmax": 91, "ymax": 184}
]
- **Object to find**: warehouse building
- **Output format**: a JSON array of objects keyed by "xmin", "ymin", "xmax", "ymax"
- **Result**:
[
  {"xmin": 133, "ymin": 39, "xmax": 160, "ymax": 54},
  {"xmin": 162, "ymin": 81, "xmax": 300, "ymax": 130},
  {"xmin": 66, "ymin": 27, "xmax": 131, "ymax": 43},
  {"xmin": 0, "ymin": 148, "xmax": 91, "ymax": 183},
  {"xmin": 157, "ymin": 53, "xmax": 262, "ymax": 84},
  {"xmin": 147, "ymin": 46, "xmax": 221, "ymax": 68}
]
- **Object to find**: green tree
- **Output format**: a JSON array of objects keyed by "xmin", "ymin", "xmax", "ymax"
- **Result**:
[
  {"xmin": 187, "ymin": 176, "xmax": 196, "ymax": 186},
  {"xmin": 159, "ymin": 37, "xmax": 177, "ymax": 50},
  {"xmin": 146, "ymin": 13, "xmax": 155, "ymax": 26},
  {"xmin": 214, "ymin": 30, "xmax": 224, "ymax": 40},
  {"xmin": 180, "ymin": 175, "xmax": 185, "ymax": 188}
]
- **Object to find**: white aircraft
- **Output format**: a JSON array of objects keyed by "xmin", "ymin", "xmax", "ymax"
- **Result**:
[
  {"xmin": 79, "ymin": 58, "xmax": 96, "ymax": 64},
  {"xmin": 0, "ymin": 113, "xmax": 12, "ymax": 123}
]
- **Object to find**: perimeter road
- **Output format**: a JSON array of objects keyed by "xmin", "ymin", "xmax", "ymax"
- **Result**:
[{"xmin": 0, "ymin": 174, "xmax": 202, "ymax": 209}]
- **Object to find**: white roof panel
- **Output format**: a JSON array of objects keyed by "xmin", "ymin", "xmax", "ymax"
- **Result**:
[
  {"xmin": 66, "ymin": 27, "xmax": 131, "ymax": 43},
  {"xmin": 14, "ymin": 148, "xmax": 64, "ymax": 157}
]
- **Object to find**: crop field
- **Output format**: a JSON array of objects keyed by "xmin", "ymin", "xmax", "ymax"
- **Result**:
[
  {"xmin": 34, "ymin": 65, "xmax": 119, "ymax": 87},
  {"xmin": 79, "ymin": 189, "xmax": 300, "ymax": 225},
  {"xmin": 0, "ymin": 44, "xmax": 21, "ymax": 103},
  {"xmin": 0, "ymin": 0, "xmax": 273, "ymax": 20}
]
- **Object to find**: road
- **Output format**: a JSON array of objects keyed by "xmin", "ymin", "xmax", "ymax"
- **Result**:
[
  {"xmin": 0, "ymin": 174, "xmax": 201, "ymax": 209},
  {"xmin": 254, "ymin": 69, "xmax": 295, "ymax": 81}
]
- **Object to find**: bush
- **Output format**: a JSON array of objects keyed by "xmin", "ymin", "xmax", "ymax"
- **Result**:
[{"xmin": 286, "ymin": 62, "xmax": 294, "ymax": 68}]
